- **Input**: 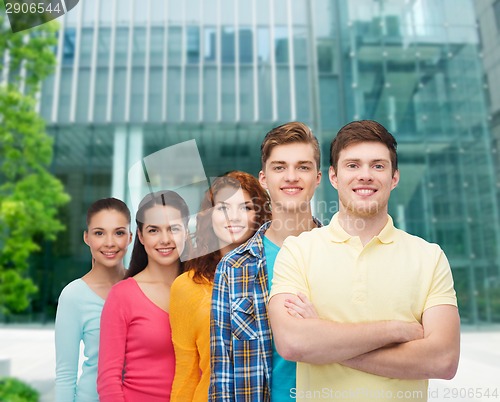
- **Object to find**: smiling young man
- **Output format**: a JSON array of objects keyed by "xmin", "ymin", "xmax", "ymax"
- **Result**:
[
  {"xmin": 268, "ymin": 120, "xmax": 460, "ymax": 401},
  {"xmin": 209, "ymin": 122, "xmax": 322, "ymax": 402}
]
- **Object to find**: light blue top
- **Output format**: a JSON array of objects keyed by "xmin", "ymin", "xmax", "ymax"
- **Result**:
[
  {"xmin": 55, "ymin": 278, "xmax": 104, "ymax": 402},
  {"xmin": 264, "ymin": 236, "xmax": 296, "ymax": 402}
]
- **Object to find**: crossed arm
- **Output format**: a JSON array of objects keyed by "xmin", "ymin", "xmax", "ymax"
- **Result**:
[
  {"xmin": 341, "ymin": 304, "xmax": 460, "ymax": 380},
  {"xmin": 269, "ymin": 294, "xmax": 460, "ymax": 380},
  {"xmin": 268, "ymin": 293, "xmax": 424, "ymax": 364}
]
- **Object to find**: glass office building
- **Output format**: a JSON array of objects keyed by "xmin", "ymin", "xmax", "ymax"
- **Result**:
[
  {"xmin": 476, "ymin": 0, "xmax": 500, "ymax": 206},
  {"xmin": 28, "ymin": 0, "xmax": 500, "ymax": 323}
]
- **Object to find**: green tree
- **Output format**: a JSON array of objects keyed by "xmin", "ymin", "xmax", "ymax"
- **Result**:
[
  {"xmin": 0, "ymin": 8, "xmax": 70, "ymax": 315},
  {"xmin": 0, "ymin": 377, "xmax": 39, "ymax": 402}
]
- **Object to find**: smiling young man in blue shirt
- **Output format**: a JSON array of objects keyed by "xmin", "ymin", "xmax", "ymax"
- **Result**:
[{"xmin": 209, "ymin": 121, "xmax": 322, "ymax": 401}]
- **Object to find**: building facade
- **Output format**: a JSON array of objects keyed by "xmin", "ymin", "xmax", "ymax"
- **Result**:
[
  {"xmin": 475, "ymin": 0, "xmax": 500, "ymax": 182},
  {"xmin": 29, "ymin": 0, "xmax": 500, "ymax": 323}
]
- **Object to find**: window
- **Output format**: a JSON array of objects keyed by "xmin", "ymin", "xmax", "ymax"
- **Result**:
[
  {"xmin": 187, "ymin": 26, "xmax": 200, "ymax": 64},
  {"xmin": 494, "ymin": 0, "xmax": 500, "ymax": 33}
]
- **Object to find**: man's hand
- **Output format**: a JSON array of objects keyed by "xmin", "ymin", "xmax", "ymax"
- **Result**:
[
  {"xmin": 391, "ymin": 321, "xmax": 424, "ymax": 343},
  {"xmin": 284, "ymin": 292, "xmax": 319, "ymax": 319}
]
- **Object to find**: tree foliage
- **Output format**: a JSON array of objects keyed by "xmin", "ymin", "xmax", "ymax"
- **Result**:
[
  {"xmin": 0, "ymin": 377, "xmax": 39, "ymax": 402},
  {"xmin": 0, "ymin": 9, "xmax": 70, "ymax": 314}
]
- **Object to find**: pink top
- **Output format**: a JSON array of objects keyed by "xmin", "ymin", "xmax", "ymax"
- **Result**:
[{"xmin": 97, "ymin": 277, "xmax": 175, "ymax": 402}]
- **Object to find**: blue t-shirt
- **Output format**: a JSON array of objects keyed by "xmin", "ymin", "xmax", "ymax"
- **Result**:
[{"xmin": 264, "ymin": 236, "xmax": 296, "ymax": 402}]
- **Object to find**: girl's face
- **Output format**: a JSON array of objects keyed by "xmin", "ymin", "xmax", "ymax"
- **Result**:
[
  {"xmin": 138, "ymin": 204, "xmax": 188, "ymax": 268},
  {"xmin": 84, "ymin": 209, "xmax": 132, "ymax": 269},
  {"xmin": 211, "ymin": 187, "xmax": 258, "ymax": 252}
]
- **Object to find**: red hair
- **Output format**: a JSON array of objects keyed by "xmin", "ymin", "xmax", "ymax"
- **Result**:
[{"xmin": 185, "ymin": 171, "xmax": 271, "ymax": 284}]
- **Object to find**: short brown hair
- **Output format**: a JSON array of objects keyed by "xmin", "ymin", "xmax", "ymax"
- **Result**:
[
  {"xmin": 261, "ymin": 122, "xmax": 320, "ymax": 170},
  {"xmin": 330, "ymin": 120, "xmax": 398, "ymax": 174}
]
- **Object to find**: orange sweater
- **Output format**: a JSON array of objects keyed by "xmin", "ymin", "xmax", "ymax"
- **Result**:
[{"xmin": 170, "ymin": 270, "xmax": 213, "ymax": 402}]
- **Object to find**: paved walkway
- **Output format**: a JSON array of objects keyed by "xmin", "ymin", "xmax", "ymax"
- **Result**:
[
  {"xmin": 0, "ymin": 325, "xmax": 499, "ymax": 401},
  {"xmin": 429, "ymin": 327, "xmax": 500, "ymax": 401},
  {"xmin": 0, "ymin": 325, "xmax": 55, "ymax": 402}
]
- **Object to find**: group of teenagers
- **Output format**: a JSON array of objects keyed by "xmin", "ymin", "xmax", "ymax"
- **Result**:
[{"xmin": 55, "ymin": 120, "xmax": 460, "ymax": 402}]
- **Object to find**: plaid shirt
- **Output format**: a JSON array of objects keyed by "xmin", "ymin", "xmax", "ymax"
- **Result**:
[{"xmin": 209, "ymin": 219, "xmax": 322, "ymax": 402}]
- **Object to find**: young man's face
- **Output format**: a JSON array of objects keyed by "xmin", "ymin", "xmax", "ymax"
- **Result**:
[
  {"xmin": 259, "ymin": 142, "xmax": 321, "ymax": 214},
  {"xmin": 329, "ymin": 141, "xmax": 399, "ymax": 219}
]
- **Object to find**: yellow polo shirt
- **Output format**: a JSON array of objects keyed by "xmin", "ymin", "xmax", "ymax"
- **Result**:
[{"xmin": 270, "ymin": 213, "xmax": 457, "ymax": 401}]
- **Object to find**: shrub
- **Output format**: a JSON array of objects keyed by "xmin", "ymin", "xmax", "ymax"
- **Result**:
[{"xmin": 0, "ymin": 377, "xmax": 39, "ymax": 402}]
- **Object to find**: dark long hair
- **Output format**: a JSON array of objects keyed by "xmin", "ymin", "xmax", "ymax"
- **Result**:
[
  {"xmin": 126, "ymin": 190, "xmax": 190, "ymax": 278},
  {"xmin": 86, "ymin": 197, "xmax": 131, "ymax": 228},
  {"xmin": 185, "ymin": 171, "xmax": 271, "ymax": 284}
]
